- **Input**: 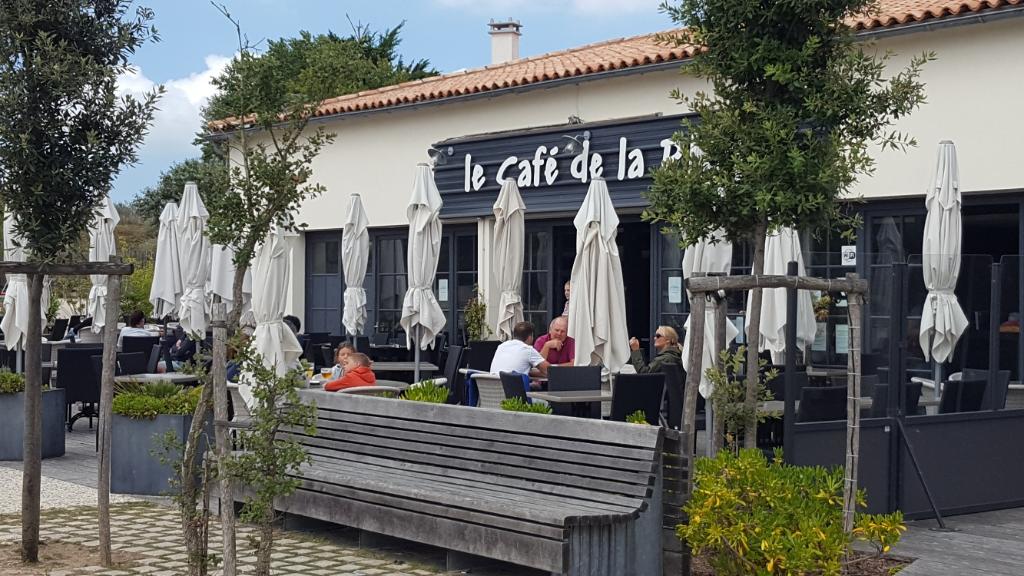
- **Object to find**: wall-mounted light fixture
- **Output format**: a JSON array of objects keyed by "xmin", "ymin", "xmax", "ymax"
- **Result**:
[
  {"xmin": 427, "ymin": 145, "xmax": 455, "ymax": 166},
  {"xmin": 559, "ymin": 130, "xmax": 591, "ymax": 157}
]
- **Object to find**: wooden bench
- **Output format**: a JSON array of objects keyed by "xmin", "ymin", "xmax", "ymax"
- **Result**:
[{"xmin": 272, "ymin": 389, "xmax": 666, "ymax": 575}]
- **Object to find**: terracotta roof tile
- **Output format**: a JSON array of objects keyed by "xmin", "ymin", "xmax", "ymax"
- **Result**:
[{"xmin": 210, "ymin": 0, "xmax": 1021, "ymax": 129}]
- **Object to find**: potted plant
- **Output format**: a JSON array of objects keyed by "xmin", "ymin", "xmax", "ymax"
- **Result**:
[
  {"xmin": 464, "ymin": 285, "xmax": 491, "ymax": 342},
  {"xmin": 0, "ymin": 369, "xmax": 66, "ymax": 460},
  {"xmin": 110, "ymin": 381, "xmax": 205, "ymax": 495}
]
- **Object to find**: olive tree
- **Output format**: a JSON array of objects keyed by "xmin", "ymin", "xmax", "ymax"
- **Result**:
[
  {"xmin": 0, "ymin": 0, "xmax": 161, "ymax": 562},
  {"xmin": 646, "ymin": 0, "xmax": 931, "ymax": 448}
]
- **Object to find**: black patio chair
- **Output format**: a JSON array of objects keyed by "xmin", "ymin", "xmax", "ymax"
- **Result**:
[
  {"xmin": 959, "ymin": 369, "xmax": 1011, "ymax": 410},
  {"xmin": 660, "ymin": 363, "xmax": 684, "ymax": 430},
  {"xmin": 320, "ymin": 344, "xmax": 335, "ymax": 369},
  {"xmin": 939, "ymin": 378, "xmax": 987, "ymax": 414},
  {"xmin": 870, "ymin": 381, "xmax": 924, "ymax": 418},
  {"xmin": 353, "ymin": 335, "xmax": 370, "ymax": 353},
  {"xmin": 610, "ymin": 373, "xmax": 665, "ymax": 425},
  {"xmin": 121, "ymin": 335, "xmax": 160, "ymax": 357},
  {"xmin": 499, "ymin": 372, "xmax": 529, "ymax": 403},
  {"xmin": 117, "ymin": 352, "xmax": 148, "ymax": 375},
  {"xmin": 465, "ymin": 340, "xmax": 501, "ymax": 372},
  {"xmin": 57, "ymin": 346, "xmax": 104, "ymax": 431},
  {"xmin": 440, "ymin": 345, "xmax": 465, "ymax": 404},
  {"xmin": 146, "ymin": 344, "xmax": 162, "ymax": 374},
  {"xmin": 48, "ymin": 318, "xmax": 69, "ymax": 342},
  {"xmin": 547, "ymin": 365, "xmax": 602, "ymax": 418},
  {"xmin": 796, "ymin": 385, "xmax": 847, "ymax": 422}
]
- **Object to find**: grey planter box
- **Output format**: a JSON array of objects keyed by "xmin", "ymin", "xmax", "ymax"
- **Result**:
[
  {"xmin": 0, "ymin": 388, "xmax": 66, "ymax": 461},
  {"xmin": 111, "ymin": 413, "xmax": 208, "ymax": 496}
]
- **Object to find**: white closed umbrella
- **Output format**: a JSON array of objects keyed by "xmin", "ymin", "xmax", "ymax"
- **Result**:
[
  {"xmin": 399, "ymin": 164, "xmax": 446, "ymax": 383},
  {"xmin": 746, "ymin": 227, "xmax": 816, "ymax": 364},
  {"xmin": 209, "ymin": 243, "xmax": 252, "ymax": 318},
  {"xmin": 681, "ymin": 230, "xmax": 738, "ymax": 398},
  {"xmin": 87, "ymin": 196, "xmax": 120, "ymax": 333},
  {"xmin": 176, "ymin": 182, "xmax": 211, "ymax": 336},
  {"xmin": 250, "ymin": 228, "xmax": 303, "ymax": 376},
  {"xmin": 567, "ymin": 177, "xmax": 631, "ymax": 372},
  {"xmin": 342, "ymin": 194, "xmax": 370, "ymax": 335},
  {"xmin": 150, "ymin": 202, "xmax": 182, "ymax": 318},
  {"xmin": 492, "ymin": 180, "xmax": 526, "ymax": 340},
  {"xmin": 2, "ymin": 213, "xmax": 42, "ymax": 352},
  {"xmin": 920, "ymin": 141, "xmax": 967, "ymax": 364}
]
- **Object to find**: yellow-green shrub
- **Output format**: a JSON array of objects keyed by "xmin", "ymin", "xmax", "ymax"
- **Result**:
[{"xmin": 679, "ymin": 449, "xmax": 905, "ymax": 575}]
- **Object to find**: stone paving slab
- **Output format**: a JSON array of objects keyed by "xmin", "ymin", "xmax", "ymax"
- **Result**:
[{"xmin": 0, "ymin": 503, "xmax": 443, "ymax": 576}]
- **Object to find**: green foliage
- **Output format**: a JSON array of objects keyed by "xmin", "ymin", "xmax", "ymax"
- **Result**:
[
  {"xmin": 203, "ymin": 24, "xmax": 436, "ymax": 123},
  {"xmin": 705, "ymin": 346, "xmax": 778, "ymax": 448},
  {"xmin": 121, "ymin": 257, "xmax": 155, "ymax": 318},
  {"xmin": 0, "ymin": 0, "xmax": 163, "ymax": 260},
  {"xmin": 626, "ymin": 410, "xmax": 649, "ymax": 425},
  {"xmin": 132, "ymin": 156, "xmax": 229, "ymax": 225},
  {"xmin": 680, "ymin": 449, "xmax": 906, "ymax": 575},
  {"xmin": 647, "ymin": 0, "xmax": 932, "ymax": 249},
  {"xmin": 225, "ymin": 337, "xmax": 316, "ymax": 560},
  {"xmin": 464, "ymin": 286, "xmax": 490, "ymax": 342},
  {"xmin": 501, "ymin": 397, "xmax": 553, "ymax": 415},
  {"xmin": 112, "ymin": 383, "xmax": 203, "ymax": 420},
  {"xmin": 402, "ymin": 380, "xmax": 449, "ymax": 403},
  {"xmin": 0, "ymin": 369, "xmax": 26, "ymax": 394}
]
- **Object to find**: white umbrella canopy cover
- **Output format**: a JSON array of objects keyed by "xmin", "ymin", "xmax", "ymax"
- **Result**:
[
  {"xmin": 399, "ymin": 164, "xmax": 446, "ymax": 350},
  {"xmin": 919, "ymin": 141, "xmax": 968, "ymax": 363},
  {"xmin": 681, "ymin": 230, "xmax": 739, "ymax": 398},
  {"xmin": 209, "ymin": 243, "xmax": 252, "ymax": 317},
  {"xmin": 176, "ymin": 182, "xmax": 211, "ymax": 336},
  {"xmin": 1, "ymin": 213, "xmax": 45, "ymax": 349},
  {"xmin": 567, "ymin": 177, "xmax": 631, "ymax": 372},
  {"xmin": 150, "ymin": 202, "xmax": 182, "ymax": 318},
  {"xmin": 87, "ymin": 196, "xmax": 120, "ymax": 333},
  {"xmin": 492, "ymin": 180, "xmax": 526, "ymax": 340},
  {"xmin": 250, "ymin": 228, "xmax": 303, "ymax": 376},
  {"xmin": 342, "ymin": 194, "xmax": 370, "ymax": 335},
  {"xmin": 745, "ymin": 227, "xmax": 817, "ymax": 364}
]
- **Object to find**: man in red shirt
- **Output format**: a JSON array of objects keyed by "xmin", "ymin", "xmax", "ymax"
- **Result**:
[{"xmin": 533, "ymin": 315, "xmax": 575, "ymax": 366}]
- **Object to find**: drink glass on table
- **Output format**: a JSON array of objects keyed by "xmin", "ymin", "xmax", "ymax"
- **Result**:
[{"xmin": 320, "ymin": 367, "xmax": 332, "ymax": 379}]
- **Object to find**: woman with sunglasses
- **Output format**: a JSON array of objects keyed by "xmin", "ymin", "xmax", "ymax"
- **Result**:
[{"xmin": 628, "ymin": 325, "xmax": 683, "ymax": 374}]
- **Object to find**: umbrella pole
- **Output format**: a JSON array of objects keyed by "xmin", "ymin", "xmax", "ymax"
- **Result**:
[
  {"xmin": 414, "ymin": 325, "xmax": 421, "ymax": 384},
  {"xmin": 932, "ymin": 362, "xmax": 942, "ymax": 401},
  {"xmin": 16, "ymin": 342, "xmax": 22, "ymax": 374}
]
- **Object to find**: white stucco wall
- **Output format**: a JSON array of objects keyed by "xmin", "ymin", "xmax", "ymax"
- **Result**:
[{"xmin": 281, "ymin": 16, "xmax": 1024, "ymax": 325}]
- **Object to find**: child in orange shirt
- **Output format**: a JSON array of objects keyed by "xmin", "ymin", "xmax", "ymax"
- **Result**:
[{"xmin": 323, "ymin": 353, "xmax": 376, "ymax": 392}]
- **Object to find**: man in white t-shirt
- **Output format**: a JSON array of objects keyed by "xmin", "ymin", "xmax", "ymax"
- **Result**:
[{"xmin": 490, "ymin": 321, "xmax": 550, "ymax": 379}]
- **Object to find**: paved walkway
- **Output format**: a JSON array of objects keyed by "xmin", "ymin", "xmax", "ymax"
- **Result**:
[{"xmin": 894, "ymin": 508, "xmax": 1024, "ymax": 576}]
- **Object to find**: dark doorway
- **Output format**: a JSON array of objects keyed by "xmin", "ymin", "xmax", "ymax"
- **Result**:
[
  {"xmin": 305, "ymin": 231, "xmax": 343, "ymax": 335},
  {"xmin": 619, "ymin": 222, "xmax": 652, "ymax": 347}
]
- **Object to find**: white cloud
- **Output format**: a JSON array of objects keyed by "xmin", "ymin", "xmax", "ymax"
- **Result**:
[
  {"xmin": 111, "ymin": 55, "xmax": 232, "ymax": 201},
  {"xmin": 433, "ymin": 0, "xmax": 660, "ymax": 15}
]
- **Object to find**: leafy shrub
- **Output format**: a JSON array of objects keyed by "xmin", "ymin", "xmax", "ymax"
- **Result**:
[
  {"xmin": 121, "ymin": 256, "xmax": 155, "ymax": 318},
  {"xmin": 402, "ymin": 379, "xmax": 449, "ymax": 403},
  {"xmin": 705, "ymin": 346, "xmax": 778, "ymax": 448},
  {"xmin": 112, "ymin": 383, "xmax": 203, "ymax": 419},
  {"xmin": 680, "ymin": 449, "xmax": 906, "ymax": 576},
  {"xmin": 500, "ymin": 397, "xmax": 553, "ymax": 414},
  {"xmin": 626, "ymin": 409, "xmax": 649, "ymax": 424},
  {"xmin": 0, "ymin": 369, "xmax": 26, "ymax": 394}
]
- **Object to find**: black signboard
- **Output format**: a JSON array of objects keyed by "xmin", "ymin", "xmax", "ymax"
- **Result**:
[{"xmin": 432, "ymin": 113, "xmax": 692, "ymax": 219}]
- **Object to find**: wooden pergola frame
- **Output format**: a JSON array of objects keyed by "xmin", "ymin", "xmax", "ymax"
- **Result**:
[
  {"xmin": 0, "ymin": 258, "xmax": 133, "ymax": 565},
  {"xmin": 682, "ymin": 271, "xmax": 868, "ymax": 532}
]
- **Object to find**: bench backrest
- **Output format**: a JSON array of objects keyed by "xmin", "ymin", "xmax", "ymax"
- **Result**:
[{"xmin": 291, "ymin": 389, "xmax": 664, "ymax": 506}]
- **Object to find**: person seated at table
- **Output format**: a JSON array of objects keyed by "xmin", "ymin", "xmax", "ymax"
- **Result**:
[
  {"xmin": 117, "ymin": 310, "xmax": 152, "ymax": 347},
  {"xmin": 491, "ymin": 321, "xmax": 550, "ymax": 381},
  {"xmin": 330, "ymin": 342, "xmax": 356, "ymax": 380},
  {"xmin": 534, "ymin": 315, "xmax": 575, "ymax": 366},
  {"xmin": 628, "ymin": 325, "xmax": 683, "ymax": 374},
  {"xmin": 324, "ymin": 352, "xmax": 376, "ymax": 391},
  {"xmin": 562, "ymin": 281, "xmax": 571, "ymax": 315},
  {"xmin": 283, "ymin": 315, "xmax": 301, "ymax": 335},
  {"xmin": 226, "ymin": 325, "xmax": 255, "ymax": 382},
  {"xmin": 168, "ymin": 326, "xmax": 197, "ymax": 371}
]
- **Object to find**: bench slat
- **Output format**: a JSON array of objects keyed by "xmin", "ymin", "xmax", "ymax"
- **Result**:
[
  {"xmin": 306, "ymin": 418, "xmax": 658, "ymax": 475},
  {"xmin": 301, "ymin": 390, "xmax": 662, "ymax": 449},
  {"xmin": 286, "ymin": 428, "xmax": 655, "ymax": 491},
  {"xmin": 281, "ymin": 485, "xmax": 570, "ymax": 573},
  {"xmin": 306, "ymin": 455, "xmax": 641, "ymax": 520},
  {"xmin": 314, "ymin": 410, "xmax": 659, "ymax": 462},
  {"xmin": 303, "ymin": 449, "xmax": 646, "ymax": 511},
  {"xmin": 286, "ymin": 433, "xmax": 652, "ymax": 499}
]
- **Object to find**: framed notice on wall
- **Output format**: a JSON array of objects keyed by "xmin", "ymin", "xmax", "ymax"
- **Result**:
[{"xmin": 668, "ymin": 276, "xmax": 683, "ymax": 304}]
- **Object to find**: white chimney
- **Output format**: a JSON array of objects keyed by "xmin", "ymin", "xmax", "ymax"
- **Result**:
[{"xmin": 489, "ymin": 19, "xmax": 521, "ymax": 65}]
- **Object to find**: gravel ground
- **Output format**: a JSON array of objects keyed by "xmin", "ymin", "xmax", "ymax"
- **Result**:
[{"xmin": 0, "ymin": 468, "xmax": 137, "ymax": 515}]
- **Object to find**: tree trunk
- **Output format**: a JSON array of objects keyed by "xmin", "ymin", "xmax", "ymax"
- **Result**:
[
  {"xmin": 211, "ymin": 302, "xmax": 237, "ymax": 576},
  {"xmin": 254, "ymin": 507, "xmax": 275, "ymax": 576},
  {"xmin": 682, "ymin": 291, "xmax": 706, "ymax": 494},
  {"xmin": 181, "ymin": 381, "xmax": 213, "ymax": 576},
  {"xmin": 227, "ymin": 259, "xmax": 249, "ymax": 330},
  {"xmin": 711, "ymin": 296, "xmax": 728, "ymax": 456},
  {"xmin": 21, "ymin": 273, "xmax": 43, "ymax": 562},
  {"xmin": 743, "ymin": 221, "xmax": 768, "ymax": 449},
  {"xmin": 843, "ymin": 284, "xmax": 864, "ymax": 533},
  {"xmin": 98, "ymin": 266, "xmax": 122, "ymax": 566}
]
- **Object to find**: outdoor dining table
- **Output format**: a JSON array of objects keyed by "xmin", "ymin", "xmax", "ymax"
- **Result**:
[
  {"xmin": 372, "ymin": 361, "xmax": 439, "ymax": 373},
  {"xmin": 114, "ymin": 372, "xmax": 200, "ymax": 386},
  {"xmin": 528, "ymin": 389, "xmax": 613, "ymax": 418}
]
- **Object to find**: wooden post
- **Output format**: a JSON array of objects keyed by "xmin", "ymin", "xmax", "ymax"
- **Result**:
[
  {"xmin": 98, "ymin": 258, "xmax": 122, "ymax": 566},
  {"xmin": 711, "ymin": 295, "xmax": 727, "ymax": 456},
  {"xmin": 682, "ymin": 292, "xmax": 706, "ymax": 489},
  {"xmin": 842, "ymin": 275, "xmax": 863, "ymax": 533},
  {"xmin": 211, "ymin": 303, "xmax": 237, "ymax": 575},
  {"xmin": 21, "ymin": 273, "xmax": 43, "ymax": 562}
]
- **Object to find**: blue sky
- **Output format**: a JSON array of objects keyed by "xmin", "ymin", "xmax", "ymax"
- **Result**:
[{"xmin": 112, "ymin": 0, "xmax": 673, "ymax": 203}]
